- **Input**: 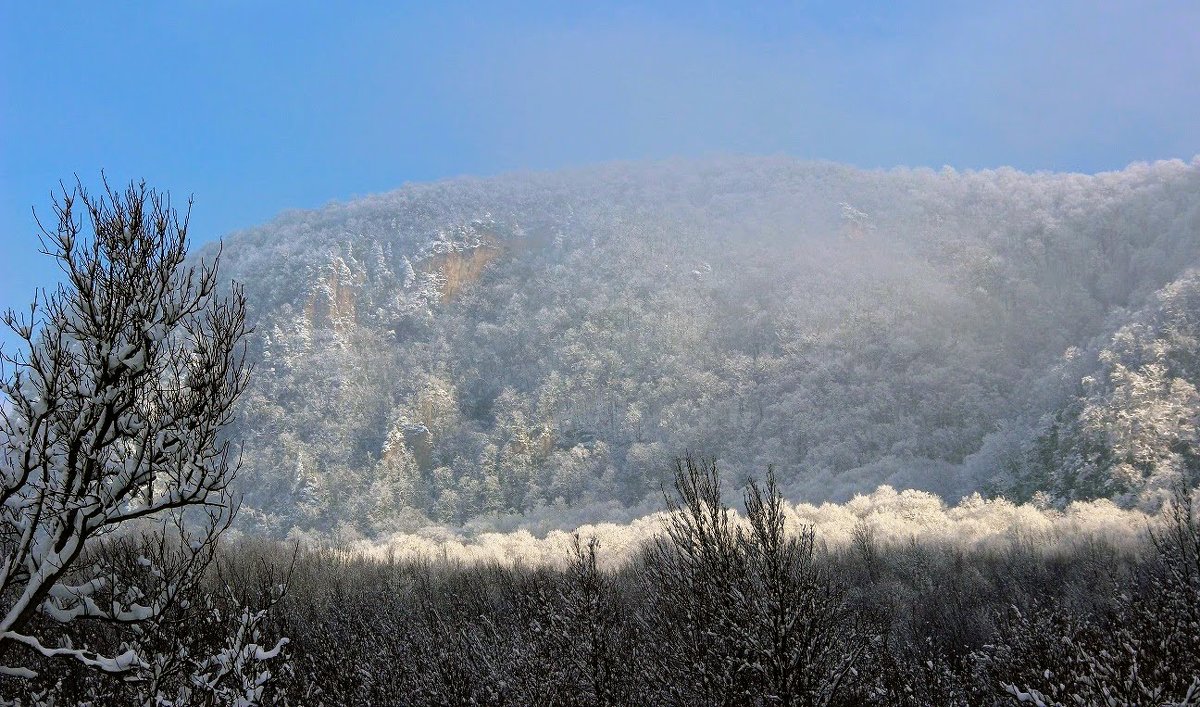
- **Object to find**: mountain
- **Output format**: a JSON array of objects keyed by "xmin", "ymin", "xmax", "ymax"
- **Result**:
[{"xmin": 194, "ymin": 157, "xmax": 1200, "ymax": 537}]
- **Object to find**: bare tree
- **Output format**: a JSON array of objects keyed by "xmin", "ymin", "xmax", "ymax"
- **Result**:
[
  {"xmin": 0, "ymin": 179, "xmax": 250, "ymax": 679},
  {"xmin": 640, "ymin": 455, "xmax": 744, "ymax": 702},
  {"xmin": 641, "ymin": 456, "xmax": 870, "ymax": 705},
  {"xmin": 741, "ymin": 469, "xmax": 869, "ymax": 706}
]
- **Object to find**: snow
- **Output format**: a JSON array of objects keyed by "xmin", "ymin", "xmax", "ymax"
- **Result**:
[
  {"xmin": 253, "ymin": 637, "xmax": 290, "ymax": 661},
  {"xmin": 0, "ymin": 664, "xmax": 37, "ymax": 678}
]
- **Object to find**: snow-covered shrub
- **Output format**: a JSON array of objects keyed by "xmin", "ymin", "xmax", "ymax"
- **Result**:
[
  {"xmin": 1001, "ymin": 485, "xmax": 1200, "ymax": 706},
  {"xmin": 124, "ymin": 542, "xmax": 294, "ymax": 705}
]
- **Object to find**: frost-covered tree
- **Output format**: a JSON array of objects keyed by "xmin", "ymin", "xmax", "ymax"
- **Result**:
[{"xmin": 0, "ymin": 180, "xmax": 261, "ymax": 684}]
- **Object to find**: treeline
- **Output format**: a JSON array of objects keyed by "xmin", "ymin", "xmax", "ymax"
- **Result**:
[{"xmin": 9, "ymin": 457, "xmax": 1200, "ymax": 705}]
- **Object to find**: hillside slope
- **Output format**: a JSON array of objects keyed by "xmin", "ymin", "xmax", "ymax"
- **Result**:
[{"xmin": 195, "ymin": 157, "xmax": 1200, "ymax": 536}]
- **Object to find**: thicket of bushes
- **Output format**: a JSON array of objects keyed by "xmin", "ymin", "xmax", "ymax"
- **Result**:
[{"xmin": 7, "ymin": 457, "xmax": 1199, "ymax": 706}]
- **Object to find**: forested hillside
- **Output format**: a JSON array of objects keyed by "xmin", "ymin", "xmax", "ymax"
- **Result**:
[{"xmin": 198, "ymin": 157, "xmax": 1200, "ymax": 536}]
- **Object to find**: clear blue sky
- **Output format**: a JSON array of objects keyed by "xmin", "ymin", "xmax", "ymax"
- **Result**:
[{"xmin": 2, "ymin": 0, "xmax": 1198, "ymax": 337}]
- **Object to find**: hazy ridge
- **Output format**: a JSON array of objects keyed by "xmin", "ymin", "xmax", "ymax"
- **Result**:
[{"xmin": 198, "ymin": 157, "xmax": 1200, "ymax": 538}]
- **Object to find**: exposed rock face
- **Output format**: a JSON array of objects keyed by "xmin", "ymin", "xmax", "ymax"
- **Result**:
[
  {"xmin": 426, "ymin": 236, "xmax": 505, "ymax": 302},
  {"xmin": 305, "ymin": 257, "xmax": 362, "ymax": 333}
]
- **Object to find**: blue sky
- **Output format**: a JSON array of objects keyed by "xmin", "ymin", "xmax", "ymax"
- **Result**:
[{"xmin": 2, "ymin": 0, "xmax": 1198, "ymax": 336}]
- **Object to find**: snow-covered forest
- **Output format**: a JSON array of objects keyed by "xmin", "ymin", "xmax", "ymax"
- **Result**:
[
  {"xmin": 5, "ymin": 158, "xmax": 1200, "ymax": 705},
  {"xmin": 203, "ymin": 157, "xmax": 1200, "ymax": 537},
  {"xmin": 6, "ymin": 0, "xmax": 1200, "ymax": 699}
]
